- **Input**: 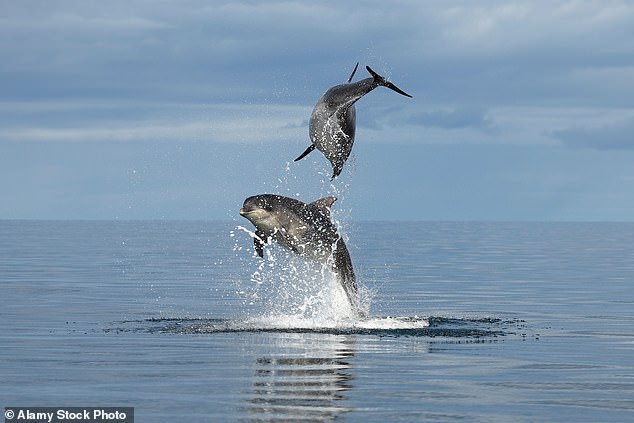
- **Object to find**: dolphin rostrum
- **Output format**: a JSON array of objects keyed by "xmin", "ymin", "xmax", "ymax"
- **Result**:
[
  {"xmin": 239, "ymin": 194, "xmax": 360, "ymax": 314},
  {"xmin": 295, "ymin": 64, "xmax": 412, "ymax": 179}
]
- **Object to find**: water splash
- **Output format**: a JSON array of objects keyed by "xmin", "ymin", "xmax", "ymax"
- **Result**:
[
  {"xmin": 226, "ymin": 230, "xmax": 431, "ymax": 332},
  {"xmin": 236, "ymin": 231, "xmax": 352, "ymax": 312}
]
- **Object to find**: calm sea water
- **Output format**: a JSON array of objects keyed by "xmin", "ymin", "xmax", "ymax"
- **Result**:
[{"xmin": 1, "ymin": 220, "xmax": 633, "ymax": 422}]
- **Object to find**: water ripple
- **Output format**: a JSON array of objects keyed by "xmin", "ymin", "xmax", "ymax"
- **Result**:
[{"xmin": 108, "ymin": 316, "xmax": 516, "ymax": 338}]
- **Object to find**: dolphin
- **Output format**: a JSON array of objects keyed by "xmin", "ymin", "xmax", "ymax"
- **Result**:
[
  {"xmin": 239, "ymin": 194, "xmax": 360, "ymax": 314},
  {"xmin": 295, "ymin": 63, "xmax": 412, "ymax": 179}
]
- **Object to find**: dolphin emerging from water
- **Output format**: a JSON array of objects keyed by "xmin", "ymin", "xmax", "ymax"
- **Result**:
[
  {"xmin": 239, "ymin": 194, "xmax": 360, "ymax": 314},
  {"xmin": 295, "ymin": 63, "xmax": 412, "ymax": 179}
]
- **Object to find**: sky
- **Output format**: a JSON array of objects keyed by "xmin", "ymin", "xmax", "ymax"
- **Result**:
[{"xmin": 1, "ymin": 0, "xmax": 634, "ymax": 221}]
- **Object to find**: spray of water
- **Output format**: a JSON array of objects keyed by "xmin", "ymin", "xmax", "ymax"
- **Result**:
[
  {"xmin": 230, "ymin": 144, "xmax": 428, "ymax": 331},
  {"xmin": 232, "ymin": 224, "xmax": 427, "ymax": 331},
  {"xmin": 234, "ymin": 225, "xmax": 355, "ymax": 317}
]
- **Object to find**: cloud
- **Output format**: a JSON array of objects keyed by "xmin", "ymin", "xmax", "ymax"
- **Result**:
[
  {"xmin": 405, "ymin": 106, "xmax": 494, "ymax": 131},
  {"xmin": 4, "ymin": 1, "xmax": 632, "ymax": 102},
  {"xmin": 2, "ymin": 1, "xmax": 634, "ymax": 147},
  {"xmin": 551, "ymin": 117, "xmax": 634, "ymax": 150},
  {"xmin": 0, "ymin": 100, "xmax": 310, "ymax": 144}
]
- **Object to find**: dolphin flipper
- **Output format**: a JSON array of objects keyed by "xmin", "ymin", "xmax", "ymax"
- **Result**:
[
  {"xmin": 366, "ymin": 66, "xmax": 413, "ymax": 98},
  {"xmin": 294, "ymin": 144, "xmax": 316, "ymax": 162},
  {"xmin": 254, "ymin": 230, "xmax": 266, "ymax": 258},
  {"xmin": 331, "ymin": 161, "xmax": 345, "ymax": 180}
]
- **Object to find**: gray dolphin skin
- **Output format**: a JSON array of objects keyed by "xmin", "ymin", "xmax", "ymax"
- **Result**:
[
  {"xmin": 239, "ymin": 194, "xmax": 361, "ymax": 315},
  {"xmin": 295, "ymin": 64, "xmax": 412, "ymax": 179}
]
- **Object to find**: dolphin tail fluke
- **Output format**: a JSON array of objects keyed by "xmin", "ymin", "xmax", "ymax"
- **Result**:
[
  {"xmin": 366, "ymin": 66, "xmax": 413, "ymax": 98},
  {"xmin": 294, "ymin": 144, "xmax": 316, "ymax": 162},
  {"xmin": 333, "ymin": 237, "xmax": 364, "ymax": 317}
]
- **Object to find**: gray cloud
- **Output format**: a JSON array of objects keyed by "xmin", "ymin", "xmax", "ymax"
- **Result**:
[
  {"xmin": 405, "ymin": 106, "xmax": 494, "ymax": 131},
  {"xmin": 551, "ymin": 117, "xmax": 634, "ymax": 150},
  {"xmin": 0, "ymin": 100, "xmax": 310, "ymax": 144},
  {"xmin": 2, "ymin": 3, "xmax": 634, "ymax": 147},
  {"xmin": 3, "ymin": 0, "xmax": 633, "ymax": 106}
]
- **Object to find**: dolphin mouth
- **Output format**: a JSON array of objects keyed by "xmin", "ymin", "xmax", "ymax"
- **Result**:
[{"xmin": 239, "ymin": 207, "xmax": 258, "ymax": 217}]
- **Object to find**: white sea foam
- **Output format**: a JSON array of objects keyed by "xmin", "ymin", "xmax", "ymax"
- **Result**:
[{"xmin": 244, "ymin": 315, "xmax": 429, "ymax": 331}]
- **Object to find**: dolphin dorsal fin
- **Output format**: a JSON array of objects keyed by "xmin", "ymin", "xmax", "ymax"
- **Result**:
[
  {"xmin": 310, "ymin": 196, "xmax": 337, "ymax": 214},
  {"xmin": 347, "ymin": 62, "xmax": 359, "ymax": 83}
]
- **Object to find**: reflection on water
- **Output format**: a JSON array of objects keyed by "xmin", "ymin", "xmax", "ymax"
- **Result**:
[{"xmin": 246, "ymin": 334, "xmax": 355, "ymax": 422}]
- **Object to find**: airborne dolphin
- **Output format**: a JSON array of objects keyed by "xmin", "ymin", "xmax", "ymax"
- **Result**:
[
  {"xmin": 295, "ymin": 64, "xmax": 412, "ymax": 179},
  {"xmin": 239, "ymin": 194, "xmax": 360, "ymax": 314}
]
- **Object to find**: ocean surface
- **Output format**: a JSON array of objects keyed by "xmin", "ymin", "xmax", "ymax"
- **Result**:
[{"xmin": 1, "ymin": 220, "xmax": 633, "ymax": 422}]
